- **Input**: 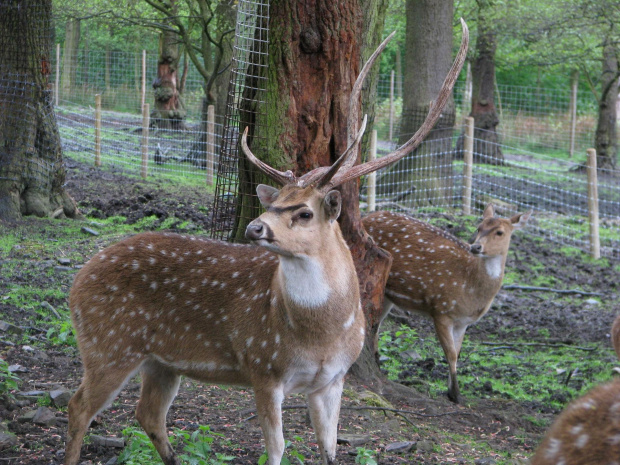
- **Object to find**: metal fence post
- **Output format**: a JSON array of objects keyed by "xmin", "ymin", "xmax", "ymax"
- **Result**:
[
  {"xmin": 586, "ymin": 148, "xmax": 600, "ymax": 259},
  {"xmin": 94, "ymin": 94, "xmax": 102, "ymax": 167},
  {"xmin": 206, "ymin": 105, "xmax": 215, "ymax": 185},
  {"xmin": 368, "ymin": 129, "xmax": 377, "ymax": 212},
  {"xmin": 141, "ymin": 103, "xmax": 150, "ymax": 179},
  {"xmin": 462, "ymin": 116, "xmax": 474, "ymax": 214}
]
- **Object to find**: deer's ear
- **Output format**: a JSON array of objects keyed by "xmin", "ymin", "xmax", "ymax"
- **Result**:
[
  {"xmin": 483, "ymin": 203, "xmax": 495, "ymax": 219},
  {"xmin": 256, "ymin": 184, "xmax": 280, "ymax": 208},
  {"xmin": 511, "ymin": 210, "xmax": 532, "ymax": 230},
  {"xmin": 323, "ymin": 190, "xmax": 341, "ymax": 222}
]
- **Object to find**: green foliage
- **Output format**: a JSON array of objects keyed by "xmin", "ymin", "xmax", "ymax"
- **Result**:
[
  {"xmin": 258, "ymin": 436, "xmax": 311, "ymax": 465},
  {"xmin": 118, "ymin": 427, "xmax": 160, "ymax": 465},
  {"xmin": 355, "ymin": 447, "xmax": 378, "ymax": 465},
  {"xmin": 380, "ymin": 324, "xmax": 617, "ymax": 410},
  {"xmin": 0, "ymin": 359, "xmax": 20, "ymax": 398},
  {"xmin": 119, "ymin": 425, "xmax": 235, "ymax": 465},
  {"xmin": 46, "ymin": 319, "xmax": 77, "ymax": 347},
  {"xmin": 378, "ymin": 325, "xmax": 419, "ymax": 379}
]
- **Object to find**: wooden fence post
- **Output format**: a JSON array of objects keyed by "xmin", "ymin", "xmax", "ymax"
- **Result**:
[
  {"xmin": 462, "ymin": 116, "xmax": 474, "ymax": 214},
  {"xmin": 141, "ymin": 103, "xmax": 150, "ymax": 179},
  {"xmin": 55, "ymin": 44, "xmax": 60, "ymax": 107},
  {"xmin": 141, "ymin": 50, "xmax": 146, "ymax": 112},
  {"xmin": 94, "ymin": 94, "xmax": 102, "ymax": 167},
  {"xmin": 389, "ymin": 70, "xmax": 395, "ymax": 142},
  {"xmin": 569, "ymin": 70, "xmax": 579, "ymax": 158},
  {"xmin": 206, "ymin": 105, "xmax": 215, "ymax": 185},
  {"xmin": 368, "ymin": 129, "xmax": 377, "ymax": 212},
  {"xmin": 586, "ymin": 148, "xmax": 600, "ymax": 259}
]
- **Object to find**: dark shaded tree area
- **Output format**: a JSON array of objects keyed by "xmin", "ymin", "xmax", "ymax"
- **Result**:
[{"xmin": 0, "ymin": 0, "xmax": 80, "ymax": 220}]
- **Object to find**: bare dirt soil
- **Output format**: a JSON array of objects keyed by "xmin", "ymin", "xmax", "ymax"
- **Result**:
[{"xmin": 1, "ymin": 159, "xmax": 619, "ymax": 465}]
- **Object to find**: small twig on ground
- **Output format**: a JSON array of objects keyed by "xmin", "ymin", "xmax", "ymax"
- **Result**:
[
  {"xmin": 482, "ymin": 341, "xmax": 595, "ymax": 351},
  {"xmin": 502, "ymin": 284, "xmax": 602, "ymax": 296},
  {"xmin": 479, "ymin": 346, "xmax": 523, "ymax": 352},
  {"xmin": 240, "ymin": 404, "xmax": 471, "ymax": 423}
]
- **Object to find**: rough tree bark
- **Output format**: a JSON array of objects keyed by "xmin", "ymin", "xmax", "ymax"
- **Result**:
[
  {"xmin": 0, "ymin": 0, "xmax": 80, "ymax": 221},
  {"xmin": 379, "ymin": 0, "xmax": 455, "ymax": 208},
  {"xmin": 61, "ymin": 18, "xmax": 80, "ymax": 98},
  {"xmin": 594, "ymin": 38, "xmax": 618, "ymax": 170},
  {"xmin": 151, "ymin": 24, "xmax": 187, "ymax": 130},
  {"xmin": 235, "ymin": 0, "xmax": 394, "ymax": 383},
  {"xmin": 457, "ymin": 0, "xmax": 504, "ymax": 164}
]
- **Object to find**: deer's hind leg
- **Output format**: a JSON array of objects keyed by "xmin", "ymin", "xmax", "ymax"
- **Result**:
[
  {"xmin": 66, "ymin": 361, "xmax": 143, "ymax": 465},
  {"xmin": 135, "ymin": 360, "xmax": 182, "ymax": 465}
]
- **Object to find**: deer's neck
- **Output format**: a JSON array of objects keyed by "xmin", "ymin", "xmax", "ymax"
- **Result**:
[
  {"xmin": 468, "ymin": 253, "xmax": 507, "ymax": 296},
  {"xmin": 274, "ymin": 234, "xmax": 358, "ymax": 322},
  {"xmin": 278, "ymin": 255, "xmax": 332, "ymax": 308}
]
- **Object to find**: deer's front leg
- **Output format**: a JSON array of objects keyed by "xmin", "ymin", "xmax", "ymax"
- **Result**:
[
  {"xmin": 307, "ymin": 376, "xmax": 345, "ymax": 465},
  {"xmin": 254, "ymin": 386, "xmax": 285, "ymax": 465}
]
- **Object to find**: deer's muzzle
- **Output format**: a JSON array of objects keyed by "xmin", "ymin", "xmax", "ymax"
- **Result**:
[{"xmin": 246, "ymin": 219, "xmax": 273, "ymax": 242}]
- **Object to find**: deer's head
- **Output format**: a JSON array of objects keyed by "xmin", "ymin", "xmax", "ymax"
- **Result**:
[{"xmin": 470, "ymin": 203, "xmax": 531, "ymax": 257}]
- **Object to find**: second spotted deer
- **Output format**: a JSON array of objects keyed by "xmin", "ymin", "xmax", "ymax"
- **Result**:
[{"xmin": 363, "ymin": 204, "xmax": 530, "ymax": 403}]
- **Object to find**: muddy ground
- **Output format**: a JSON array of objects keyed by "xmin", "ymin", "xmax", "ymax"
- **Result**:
[{"xmin": 1, "ymin": 159, "xmax": 619, "ymax": 465}]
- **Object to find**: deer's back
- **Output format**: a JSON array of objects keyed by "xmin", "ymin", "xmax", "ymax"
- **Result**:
[
  {"xmin": 70, "ymin": 232, "xmax": 278, "ymax": 384},
  {"xmin": 364, "ymin": 211, "xmax": 479, "ymax": 316}
]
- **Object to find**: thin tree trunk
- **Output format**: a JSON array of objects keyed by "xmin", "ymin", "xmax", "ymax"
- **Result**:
[
  {"xmin": 0, "ymin": 0, "xmax": 79, "ymax": 220},
  {"xmin": 595, "ymin": 38, "xmax": 618, "ymax": 170},
  {"xmin": 152, "ymin": 27, "xmax": 186, "ymax": 130},
  {"xmin": 61, "ymin": 18, "xmax": 80, "ymax": 97},
  {"xmin": 465, "ymin": 0, "xmax": 504, "ymax": 164},
  {"xmin": 379, "ymin": 0, "xmax": 456, "ymax": 208}
]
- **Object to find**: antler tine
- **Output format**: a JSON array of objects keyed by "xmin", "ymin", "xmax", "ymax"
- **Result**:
[
  {"xmin": 240, "ymin": 126, "xmax": 297, "ymax": 186},
  {"xmin": 343, "ymin": 31, "xmax": 397, "ymax": 172},
  {"xmin": 331, "ymin": 18, "xmax": 469, "ymax": 188},
  {"xmin": 314, "ymin": 115, "xmax": 368, "ymax": 190},
  {"xmin": 347, "ymin": 31, "xmax": 397, "ymax": 147},
  {"xmin": 299, "ymin": 115, "xmax": 368, "ymax": 189}
]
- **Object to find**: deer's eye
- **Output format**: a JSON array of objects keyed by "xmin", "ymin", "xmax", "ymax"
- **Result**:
[
  {"xmin": 496, "ymin": 230, "xmax": 504, "ymax": 236},
  {"xmin": 296, "ymin": 211, "xmax": 313, "ymax": 221}
]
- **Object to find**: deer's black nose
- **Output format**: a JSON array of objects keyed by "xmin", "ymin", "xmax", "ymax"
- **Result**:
[
  {"xmin": 245, "ymin": 222, "xmax": 265, "ymax": 241},
  {"xmin": 470, "ymin": 243, "xmax": 482, "ymax": 255}
]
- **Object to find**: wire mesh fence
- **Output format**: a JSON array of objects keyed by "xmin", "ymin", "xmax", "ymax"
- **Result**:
[
  {"xmin": 362, "ymin": 121, "xmax": 620, "ymax": 259},
  {"xmin": 15, "ymin": 24, "xmax": 615, "ymax": 259},
  {"xmin": 56, "ymin": 106, "xmax": 223, "ymax": 182},
  {"xmin": 376, "ymin": 74, "xmax": 601, "ymax": 158}
]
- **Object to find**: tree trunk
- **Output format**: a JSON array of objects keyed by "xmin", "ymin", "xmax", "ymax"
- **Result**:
[
  {"xmin": 186, "ymin": 0, "xmax": 236, "ymax": 167},
  {"xmin": 379, "ymin": 0, "xmax": 456, "ymax": 208},
  {"xmin": 61, "ymin": 18, "xmax": 80, "ymax": 98},
  {"xmin": 0, "ymin": 0, "xmax": 80, "ymax": 220},
  {"xmin": 595, "ymin": 38, "xmax": 618, "ymax": 170},
  {"xmin": 462, "ymin": 0, "xmax": 504, "ymax": 164},
  {"xmin": 152, "ymin": 27, "xmax": 187, "ymax": 130},
  {"xmin": 235, "ymin": 0, "xmax": 392, "ymax": 383}
]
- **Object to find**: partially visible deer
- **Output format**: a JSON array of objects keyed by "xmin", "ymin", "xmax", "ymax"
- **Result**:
[
  {"xmin": 363, "ymin": 204, "xmax": 530, "ymax": 403},
  {"xmin": 65, "ymin": 23, "xmax": 469, "ymax": 465},
  {"xmin": 529, "ymin": 313, "xmax": 620, "ymax": 465}
]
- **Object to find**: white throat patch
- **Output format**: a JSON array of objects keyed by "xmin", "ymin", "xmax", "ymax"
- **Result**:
[
  {"xmin": 485, "ymin": 255, "xmax": 503, "ymax": 279},
  {"xmin": 279, "ymin": 255, "xmax": 331, "ymax": 308}
]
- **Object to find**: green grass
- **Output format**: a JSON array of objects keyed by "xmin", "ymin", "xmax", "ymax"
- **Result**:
[{"xmin": 378, "ymin": 324, "xmax": 616, "ymax": 412}]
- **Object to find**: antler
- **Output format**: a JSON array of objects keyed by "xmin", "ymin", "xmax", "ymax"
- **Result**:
[
  {"xmin": 240, "ymin": 127, "xmax": 297, "ymax": 186},
  {"xmin": 241, "ymin": 19, "xmax": 469, "ymax": 191},
  {"xmin": 327, "ymin": 18, "xmax": 469, "ymax": 189}
]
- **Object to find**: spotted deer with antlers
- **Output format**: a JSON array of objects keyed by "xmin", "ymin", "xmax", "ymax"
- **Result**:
[
  {"xmin": 65, "ymin": 23, "xmax": 468, "ymax": 465},
  {"xmin": 529, "ymin": 314, "xmax": 620, "ymax": 465},
  {"xmin": 363, "ymin": 203, "xmax": 530, "ymax": 403}
]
